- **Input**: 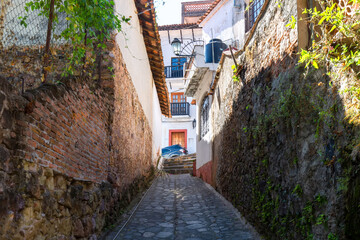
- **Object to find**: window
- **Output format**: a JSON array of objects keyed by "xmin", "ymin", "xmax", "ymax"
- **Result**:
[
  {"xmin": 171, "ymin": 57, "xmax": 187, "ymax": 77},
  {"xmin": 171, "ymin": 93, "xmax": 189, "ymax": 116},
  {"xmin": 171, "ymin": 92, "xmax": 186, "ymax": 103},
  {"xmin": 245, "ymin": 0, "xmax": 265, "ymax": 32},
  {"xmin": 200, "ymin": 96, "xmax": 210, "ymax": 139}
]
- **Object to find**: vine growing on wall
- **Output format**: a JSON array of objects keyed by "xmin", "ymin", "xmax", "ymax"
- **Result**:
[
  {"xmin": 20, "ymin": 0, "xmax": 130, "ymax": 75},
  {"xmin": 287, "ymin": 0, "xmax": 360, "ymax": 76}
]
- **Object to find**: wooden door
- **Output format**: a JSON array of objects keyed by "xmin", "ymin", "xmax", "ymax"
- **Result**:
[{"xmin": 171, "ymin": 132, "xmax": 186, "ymax": 148}]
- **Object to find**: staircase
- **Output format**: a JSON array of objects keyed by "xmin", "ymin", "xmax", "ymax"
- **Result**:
[{"xmin": 162, "ymin": 153, "xmax": 196, "ymax": 174}]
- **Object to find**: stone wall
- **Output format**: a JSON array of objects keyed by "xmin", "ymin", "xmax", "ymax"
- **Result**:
[
  {"xmin": 211, "ymin": 0, "xmax": 360, "ymax": 239},
  {"xmin": 0, "ymin": 41, "xmax": 154, "ymax": 239}
]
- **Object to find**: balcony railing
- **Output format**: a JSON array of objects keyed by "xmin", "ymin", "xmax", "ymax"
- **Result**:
[
  {"xmin": 171, "ymin": 102, "xmax": 190, "ymax": 116},
  {"xmin": 165, "ymin": 65, "xmax": 184, "ymax": 78}
]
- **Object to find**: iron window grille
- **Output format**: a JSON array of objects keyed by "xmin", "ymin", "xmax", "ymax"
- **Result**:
[
  {"xmin": 245, "ymin": 0, "xmax": 265, "ymax": 32},
  {"xmin": 200, "ymin": 96, "xmax": 210, "ymax": 139}
]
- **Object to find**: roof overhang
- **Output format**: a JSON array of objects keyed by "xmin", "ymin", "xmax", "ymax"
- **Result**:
[
  {"xmin": 185, "ymin": 67, "xmax": 209, "ymax": 97},
  {"xmin": 197, "ymin": 0, "xmax": 228, "ymax": 25},
  {"xmin": 135, "ymin": 0, "xmax": 170, "ymax": 117}
]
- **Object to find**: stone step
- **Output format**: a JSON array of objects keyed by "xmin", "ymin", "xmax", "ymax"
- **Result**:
[
  {"xmin": 165, "ymin": 154, "xmax": 196, "ymax": 161},
  {"xmin": 162, "ymin": 154, "xmax": 196, "ymax": 175},
  {"xmin": 163, "ymin": 165, "xmax": 193, "ymax": 170},
  {"xmin": 163, "ymin": 163, "xmax": 193, "ymax": 167},
  {"xmin": 164, "ymin": 159, "xmax": 196, "ymax": 163},
  {"xmin": 164, "ymin": 168, "xmax": 193, "ymax": 174},
  {"xmin": 163, "ymin": 163, "xmax": 195, "ymax": 167},
  {"xmin": 163, "ymin": 161, "xmax": 194, "ymax": 166}
]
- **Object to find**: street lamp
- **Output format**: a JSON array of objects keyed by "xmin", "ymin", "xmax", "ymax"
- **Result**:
[
  {"xmin": 192, "ymin": 119, "xmax": 196, "ymax": 129},
  {"xmin": 171, "ymin": 38, "xmax": 182, "ymax": 56},
  {"xmin": 171, "ymin": 38, "xmax": 203, "ymax": 57}
]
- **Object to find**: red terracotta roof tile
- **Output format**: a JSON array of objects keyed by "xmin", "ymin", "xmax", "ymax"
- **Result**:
[
  {"xmin": 158, "ymin": 23, "xmax": 200, "ymax": 31},
  {"xmin": 182, "ymin": 1, "xmax": 214, "ymax": 14},
  {"xmin": 197, "ymin": 0, "xmax": 222, "ymax": 24},
  {"xmin": 135, "ymin": 0, "xmax": 170, "ymax": 116}
]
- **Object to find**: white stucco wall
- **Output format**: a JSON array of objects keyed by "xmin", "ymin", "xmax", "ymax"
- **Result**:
[
  {"xmin": 185, "ymin": 0, "xmax": 246, "ymax": 168},
  {"xmin": 114, "ymin": 0, "xmax": 163, "ymax": 162},
  {"xmin": 161, "ymin": 78, "xmax": 197, "ymax": 154},
  {"xmin": 152, "ymin": 86, "xmax": 163, "ymax": 162},
  {"xmin": 193, "ymin": 70, "xmax": 214, "ymax": 169},
  {"xmin": 114, "ymin": 0, "xmax": 157, "ymax": 128},
  {"xmin": 159, "ymin": 28, "xmax": 203, "ymax": 155},
  {"xmin": 200, "ymin": 0, "xmax": 245, "ymax": 48},
  {"xmin": 159, "ymin": 28, "xmax": 203, "ymax": 66},
  {"xmin": 161, "ymin": 120, "xmax": 197, "ymax": 154}
]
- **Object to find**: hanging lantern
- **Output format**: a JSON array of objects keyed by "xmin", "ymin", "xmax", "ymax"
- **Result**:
[{"xmin": 171, "ymin": 38, "xmax": 182, "ymax": 56}]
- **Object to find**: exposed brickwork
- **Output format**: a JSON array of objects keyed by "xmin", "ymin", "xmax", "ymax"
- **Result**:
[
  {"xmin": 108, "ymin": 43, "xmax": 153, "ymax": 189},
  {"xmin": 19, "ymin": 82, "xmax": 112, "ymax": 182},
  {"xmin": 0, "ymin": 39, "xmax": 154, "ymax": 239}
]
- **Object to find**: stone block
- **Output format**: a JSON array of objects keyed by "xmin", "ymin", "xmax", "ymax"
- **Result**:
[
  {"xmin": 73, "ymin": 218, "xmax": 85, "ymax": 238},
  {"xmin": 0, "ymin": 145, "xmax": 10, "ymax": 171}
]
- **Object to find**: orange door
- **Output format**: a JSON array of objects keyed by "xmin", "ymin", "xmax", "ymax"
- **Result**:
[{"xmin": 171, "ymin": 132, "xmax": 186, "ymax": 147}]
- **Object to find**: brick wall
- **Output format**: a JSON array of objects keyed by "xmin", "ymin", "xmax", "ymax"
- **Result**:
[
  {"xmin": 20, "ymin": 82, "xmax": 112, "ymax": 182},
  {"xmin": 0, "ymin": 40, "xmax": 154, "ymax": 239}
]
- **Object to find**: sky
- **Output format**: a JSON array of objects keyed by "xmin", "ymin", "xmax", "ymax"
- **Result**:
[{"xmin": 155, "ymin": 0, "xmax": 202, "ymax": 26}]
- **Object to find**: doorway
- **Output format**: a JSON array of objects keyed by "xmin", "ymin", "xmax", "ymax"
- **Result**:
[{"xmin": 169, "ymin": 130, "xmax": 187, "ymax": 149}]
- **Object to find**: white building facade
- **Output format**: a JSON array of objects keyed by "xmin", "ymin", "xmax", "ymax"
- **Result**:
[
  {"xmin": 185, "ymin": 0, "xmax": 248, "ymax": 185},
  {"xmin": 159, "ymin": 24, "xmax": 203, "ymax": 154},
  {"xmin": 115, "ymin": 0, "xmax": 170, "ymax": 161}
]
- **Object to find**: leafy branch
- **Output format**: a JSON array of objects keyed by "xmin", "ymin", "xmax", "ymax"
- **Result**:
[
  {"xmin": 287, "ymin": 0, "xmax": 360, "ymax": 76},
  {"xmin": 20, "ymin": 0, "xmax": 130, "ymax": 76}
]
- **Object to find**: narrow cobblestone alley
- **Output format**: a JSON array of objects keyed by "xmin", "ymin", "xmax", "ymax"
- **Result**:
[{"xmin": 105, "ymin": 174, "xmax": 260, "ymax": 240}]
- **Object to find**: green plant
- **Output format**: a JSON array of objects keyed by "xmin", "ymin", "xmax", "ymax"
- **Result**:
[
  {"xmin": 292, "ymin": 184, "xmax": 303, "ymax": 197},
  {"xmin": 232, "ymin": 64, "xmax": 240, "ymax": 82},
  {"xmin": 287, "ymin": 1, "xmax": 360, "ymax": 76},
  {"xmin": 315, "ymin": 194, "xmax": 327, "ymax": 206},
  {"xmin": 262, "ymin": 158, "xmax": 269, "ymax": 167},
  {"xmin": 338, "ymin": 176, "xmax": 350, "ymax": 192},
  {"xmin": 328, "ymin": 233, "xmax": 338, "ymax": 240},
  {"xmin": 21, "ymin": 0, "xmax": 130, "ymax": 75},
  {"xmin": 316, "ymin": 214, "xmax": 328, "ymax": 225},
  {"xmin": 293, "ymin": 157, "xmax": 299, "ymax": 165}
]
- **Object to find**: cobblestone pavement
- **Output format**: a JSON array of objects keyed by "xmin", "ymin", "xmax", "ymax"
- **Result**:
[{"xmin": 106, "ymin": 174, "xmax": 260, "ymax": 240}]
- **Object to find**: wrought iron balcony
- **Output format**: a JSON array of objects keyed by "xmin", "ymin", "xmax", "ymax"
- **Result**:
[
  {"xmin": 164, "ymin": 66, "xmax": 184, "ymax": 78},
  {"xmin": 171, "ymin": 102, "xmax": 190, "ymax": 116}
]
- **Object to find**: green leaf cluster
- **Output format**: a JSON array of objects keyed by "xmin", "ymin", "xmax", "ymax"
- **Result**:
[
  {"xmin": 231, "ymin": 64, "xmax": 240, "ymax": 82},
  {"xmin": 288, "ymin": 0, "xmax": 360, "ymax": 76},
  {"xmin": 21, "ymin": 0, "xmax": 130, "ymax": 75}
]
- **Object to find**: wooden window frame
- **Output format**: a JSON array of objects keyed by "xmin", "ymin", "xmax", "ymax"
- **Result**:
[{"xmin": 171, "ymin": 92, "xmax": 187, "ymax": 103}]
